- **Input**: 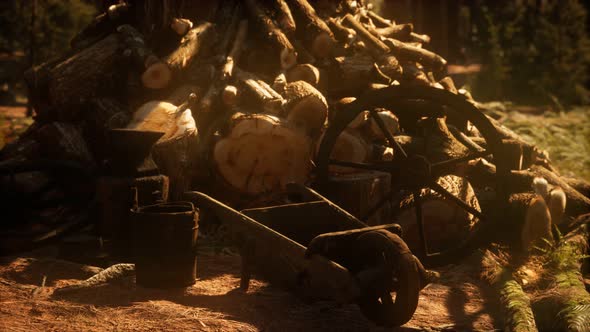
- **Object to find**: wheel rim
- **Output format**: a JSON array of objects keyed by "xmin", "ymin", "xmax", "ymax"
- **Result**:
[{"xmin": 353, "ymin": 230, "xmax": 420, "ymax": 327}]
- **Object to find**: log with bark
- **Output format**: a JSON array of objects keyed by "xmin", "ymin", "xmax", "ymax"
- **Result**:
[
  {"xmin": 245, "ymin": 0, "xmax": 297, "ymax": 70},
  {"xmin": 342, "ymin": 14, "xmax": 390, "ymax": 58},
  {"xmin": 117, "ymin": 25, "xmax": 171, "ymax": 90},
  {"xmin": 235, "ymin": 69, "xmax": 285, "ymax": 114},
  {"xmin": 384, "ymin": 38, "xmax": 447, "ymax": 74},
  {"xmin": 281, "ymin": 81, "xmax": 328, "ymax": 137},
  {"xmin": 162, "ymin": 22, "xmax": 217, "ymax": 87},
  {"xmin": 286, "ymin": 0, "xmax": 336, "ymax": 59},
  {"xmin": 24, "ymin": 33, "xmax": 127, "ymax": 121}
]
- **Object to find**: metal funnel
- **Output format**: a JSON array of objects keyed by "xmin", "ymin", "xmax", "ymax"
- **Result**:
[{"xmin": 107, "ymin": 128, "xmax": 164, "ymax": 175}]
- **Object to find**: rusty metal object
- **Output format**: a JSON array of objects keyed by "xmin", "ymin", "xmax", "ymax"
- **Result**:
[
  {"xmin": 131, "ymin": 202, "xmax": 199, "ymax": 288},
  {"xmin": 315, "ymin": 85, "xmax": 511, "ymax": 267},
  {"xmin": 184, "ymin": 184, "xmax": 429, "ymax": 326},
  {"xmin": 106, "ymin": 128, "xmax": 163, "ymax": 176}
]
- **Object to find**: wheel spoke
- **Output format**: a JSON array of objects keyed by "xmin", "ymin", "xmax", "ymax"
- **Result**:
[
  {"xmin": 431, "ymin": 149, "xmax": 491, "ymax": 173},
  {"xmin": 429, "ymin": 181, "xmax": 486, "ymax": 220},
  {"xmin": 328, "ymin": 159, "xmax": 394, "ymax": 173},
  {"xmin": 413, "ymin": 190, "xmax": 428, "ymax": 257},
  {"xmin": 369, "ymin": 110, "xmax": 408, "ymax": 159}
]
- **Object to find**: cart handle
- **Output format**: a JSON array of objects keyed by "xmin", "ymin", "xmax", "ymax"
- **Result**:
[{"xmin": 286, "ymin": 183, "xmax": 369, "ymax": 229}]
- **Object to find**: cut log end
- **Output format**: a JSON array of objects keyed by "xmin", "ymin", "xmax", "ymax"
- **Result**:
[
  {"xmin": 141, "ymin": 62, "xmax": 172, "ymax": 90},
  {"xmin": 367, "ymin": 110, "xmax": 400, "ymax": 141},
  {"xmin": 327, "ymin": 130, "xmax": 370, "ymax": 174},
  {"xmin": 213, "ymin": 114, "xmax": 312, "ymax": 195},
  {"xmin": 521, "ymin": 195, "xmax": 552, "ymax": 252},
  {"xmin": 170, "ymin": 18, "xmax": 194, "ymax": 36},
  {"xmin": 222, "ymin": 85, "xmax": 238, "ymax": 107},
  {"xmin": 286, "ymin": 63, "xmax": 320, "ymax": 87},
  {"xmin": 280, "ymin": 48, "xmax": 299, "ymax": 70},
  {"xmin": 283, "ymin": 81, "xmax": 328, "ymax": 137}
]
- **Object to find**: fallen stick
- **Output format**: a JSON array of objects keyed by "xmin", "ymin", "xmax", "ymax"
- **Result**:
[
  {"xmin": 342, "ymin": 14, "xmax": 390, "ymax": 58},
  {"xmin": 374, "ymin": 23, "xmax": 413, "ymax": 40},
  {"xmin": 366, "ymin": 10, "xmax": 394, "ymax": 27},
  {"xmin": 326, "ymin": 17, "xmax": 356, "ymax": 44},
  {"xmin": 52, "ymin": 263, "xmax": 135, "ymax": 295}
]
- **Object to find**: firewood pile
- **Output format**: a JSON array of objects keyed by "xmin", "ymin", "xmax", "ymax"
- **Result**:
[{"xmin": 0, "ymin": 0, "xmax": 589, "ymax": 263}]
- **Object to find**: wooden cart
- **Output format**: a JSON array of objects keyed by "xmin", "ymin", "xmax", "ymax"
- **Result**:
[{"xmin": 184, "ymin": 183, "xmax": 427, "ymax": 327}]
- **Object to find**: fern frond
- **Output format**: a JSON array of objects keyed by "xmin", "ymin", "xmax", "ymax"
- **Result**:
[{"xmin": 560, "ymin": 304, "xmax": 590, "ymax": 332}]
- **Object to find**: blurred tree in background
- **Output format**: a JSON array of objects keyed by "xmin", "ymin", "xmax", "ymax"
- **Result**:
[
  {"xmin": 0, "ymin": 0, "xmax": 96, "ymax": 60},
  {"xmin": 0, "ymin": 0, "xmax": 96, "ymax": 93},
  {"xmin": 470, "ymin": 0, "xmax": 590, "ymax": 106}
]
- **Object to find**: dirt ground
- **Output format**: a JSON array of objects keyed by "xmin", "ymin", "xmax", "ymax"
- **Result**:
[{"xmin": 0, "ymin": 244, "xmax": 502, "ymax": 332}]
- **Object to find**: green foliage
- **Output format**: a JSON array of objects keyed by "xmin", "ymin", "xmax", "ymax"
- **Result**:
[
  {"xmin": 498, "ymin": 273, "xmax": 537, "ymax": 332},
  {"xmin": 540, "ymin": 227, "xmax": 590, "ymax": 331},
  {"xmin": 559, "ymin": 304, "xmax": 590, "ymax": 332},
  {"xmin": 471, "ymin": 0, "xmax": 590, "ymax": 106},
  {"xmin": 498, "ymin": 105, "xmax": 590, "ymax": 181},
  {"xmin": 480, "ymin": 250, "xmax": 537, "ymax": 332},
  {"xmin": 0, "ymin": 1, "xmax": 96, "ymax": 64}
]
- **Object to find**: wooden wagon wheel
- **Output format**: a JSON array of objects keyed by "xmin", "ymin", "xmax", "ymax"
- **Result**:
[
  {"xmin": 316, "ymin": 85, "xmax": 511, "ymax": 267},
  {"xmin": 353, "ymin": 229, "xmax": 421, "ymax": 327}
]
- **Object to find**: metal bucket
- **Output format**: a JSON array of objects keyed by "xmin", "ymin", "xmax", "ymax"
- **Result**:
[{"xmin": 131, "ymin": 202, "xmax": 198, "ymax": 288}]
